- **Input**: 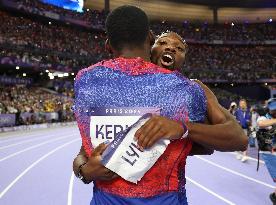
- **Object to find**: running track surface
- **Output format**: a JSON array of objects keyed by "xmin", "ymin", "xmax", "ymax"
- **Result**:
[{"xmin": 0, "ymin": 125, "xmax": 274, "ymax": 205}]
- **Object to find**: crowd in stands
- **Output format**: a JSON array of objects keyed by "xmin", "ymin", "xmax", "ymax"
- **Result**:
[
  {"xmin": 212, "ymin": 88, "xmax": 256, "ymax": 108},
  {"xmin": 11, "ymin": 0, "xmax": 276, "ymax": 41},
  {"xmin": 0, "ymin": 11, "xmax": 106, "ymax": 70},
  {"xmin": 152, "ymin": 20, "xmax": 276, "ymax": 41},
  {"xmin": 0, "ymin": 11, "xmax": 106, "ymax": 58},
  {"xmin": 0, "ymin": 85, "xmax": 74, "ymax": 125},
  {"xmin": 0, "ymin": 0, "xmax": 275, "ymax": 83},
  {"xmin": 0, "ymin": 10, "xmax": 275, "ymax": 81},
  {"xmin": 184, "ymin": 45, "xmax": 275, "ymax": 81}
]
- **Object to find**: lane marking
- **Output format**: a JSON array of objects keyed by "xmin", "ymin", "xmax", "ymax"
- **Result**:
[
  {"xmin": 0, "ymin": 138, "xmax": 79, "ymax": 199},
  {"xmin": 0, "ymin": 129, "xmax": 78, "ymax": 145},
  {"xmin": 0, "ymin": 134, "xmax": 63, "ymax": 151},
  {"xmin": 186, "ymin": 176, "xmax": 236, "ymax": 205},
  {"xmin": 67, "ymin": 172, "xmax": 75, "ymax": 205},
  {"xmin": 195, "ymin": 156, "xmax": 274, "ymax": 188},
  {"xmin": 0, "ymin": 135, "xmax": 76, "ymax": 162}
]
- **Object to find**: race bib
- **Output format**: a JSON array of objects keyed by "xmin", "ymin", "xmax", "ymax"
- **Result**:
[
  {"xmin": 101, "ymin": 113, "xmax": 170, "ymax": 183},
  {"xmin": 90, "ymin": 107, "xmax": 160, "ymax": 148}
]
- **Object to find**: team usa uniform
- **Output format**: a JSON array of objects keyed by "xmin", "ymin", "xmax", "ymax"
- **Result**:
[{"xmin": 74, "ymin": 57, "xmax": 206, "ymax": 205}]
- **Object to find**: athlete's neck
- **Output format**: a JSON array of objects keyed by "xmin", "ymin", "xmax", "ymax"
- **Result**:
[{"xmin": 117, "ymin": 47, "xmax": 151, "ymax": 62}]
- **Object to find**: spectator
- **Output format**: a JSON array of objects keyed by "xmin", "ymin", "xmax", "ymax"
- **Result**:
[{"xmin": 235, "ymin": 99, "xmax": 251, "ymax": 162}]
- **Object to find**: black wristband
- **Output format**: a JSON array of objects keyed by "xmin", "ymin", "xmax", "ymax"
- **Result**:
[{"xmin": 77, "ymin": 162, "xmax": 89, "ymax": 184}]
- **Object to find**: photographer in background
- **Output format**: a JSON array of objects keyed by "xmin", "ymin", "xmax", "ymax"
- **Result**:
[
  {"xmin": 257, "ymin": 98, "xmax": 276, "ymax": 204},
  {"xmin": 249, "ymin": 105, "xmax": 260, "ymax": 147}
]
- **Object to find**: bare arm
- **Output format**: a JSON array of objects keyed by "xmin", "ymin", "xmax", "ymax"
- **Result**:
[
  {"xmin": 136, "ymin": 82, "xmax": 247, "ymax": 152},
  {"xmin": 187, "ymin": 81, "xmax": 248, "ymax": 151},
  {"xmin": 189, "ymin": 142, "xmax": 214, "ymax": 155}
]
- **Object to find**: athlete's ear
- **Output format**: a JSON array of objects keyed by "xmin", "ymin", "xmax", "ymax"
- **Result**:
[
  {"xmin": 149, "ymin": 30, "xmax": 156, "ymax": 46},
  {"xmin": 105, "ymin": 39, "xmax": 113, "ymax": 54}
]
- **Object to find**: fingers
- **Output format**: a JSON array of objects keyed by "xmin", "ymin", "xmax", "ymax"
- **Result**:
[
  {"xmin": 92, "ymin": 143, "xmax": 108, "ymax": 156},
  {"xmin": 144, "ymin": 130, "xmax": 165, "ymax": 149},
  {"xmin": 134, "ymin": 118, "xmax": 154, "ymax": 140},
  {"xmin": 138, "ymin": 125, "xmax": 161, "ymax": 149}
]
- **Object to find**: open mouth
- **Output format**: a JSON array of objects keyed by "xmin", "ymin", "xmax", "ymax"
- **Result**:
[{"xmin": 160, "ymin": 52, "xmax": 175, "ymax": 69}]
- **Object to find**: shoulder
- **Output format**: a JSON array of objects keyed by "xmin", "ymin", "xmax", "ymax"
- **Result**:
[
  {"xmin": 181, "ymin": 79, "xmax": 207, "ymax": 122},
  {"xmin": 75, "ymin": 60, "xmax": 110, "ymax": 81}
]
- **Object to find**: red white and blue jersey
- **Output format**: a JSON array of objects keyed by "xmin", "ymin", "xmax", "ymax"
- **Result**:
[{"xmin": 73, "ymin": 57, "xmax": 207, "ymax": 205}]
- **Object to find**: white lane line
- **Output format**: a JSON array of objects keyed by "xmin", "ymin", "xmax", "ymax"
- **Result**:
[
  {"xmin": 227, "ymin": 152, "xmax": 264, "ymax": 164},
  {"xmin": 0, "ymin": 133, "xmax": 51, "ymax": 144},
  {"xmin": 195, "ymin": 156, "xmax": 274, "ymax": 188},
  {"xmin": 0, "ymin": 138, "xmax": 79, "ymax": 199},
  {"xmin": 0, "ymin": 130, "xmax": 78, "ymax": 145},
  {"xmin": 0, "ymin": 134, "xmax": 62, "ymax": 151},
  {"xmin": 0, "ymin": 124, "xmax": 77, "ymax": 139},
  {"xmin": 0, "ymin": 134, "xmax": 76, "ymax": 162},
  {"xmin": 67, "ymin": 172, "xmax": 75, "ymax": 205},
  {"xmin": 186, "ymin": 176, "xmax": 236, "ymax": 205}
]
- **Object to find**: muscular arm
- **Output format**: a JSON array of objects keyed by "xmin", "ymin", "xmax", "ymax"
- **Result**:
[
  {"xmin": 188, "ymin": 81, "xmax": 248, "ymax": 152},
  {"xmin": 136, "ymin": 82, "xmax": 247, "ymax": 152}
]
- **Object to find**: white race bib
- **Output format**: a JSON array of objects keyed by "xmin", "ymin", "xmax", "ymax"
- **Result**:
[
  {"xmin": 101, "ymin": 114, "xmax": 170, "ymax": 183},
  {"xmin": 90, "ymin": 107, "xmax": 159, "ymax": 148}
]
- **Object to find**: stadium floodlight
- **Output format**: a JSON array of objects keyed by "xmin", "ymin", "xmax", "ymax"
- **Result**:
[
  {"xmin": 269, "ymin": 18, "xmax": 273, "ymax": 22},
  {"xmin": 49, "ymin": 22, "xmax": 52, "ymax": 25},
  {"xmin": 23, "ymin": 73, "xmax": 26, "ymax": 77},
  {"xmin": 49, "ymin": 76, "xmax": 54, "ymax": 80},
  {"xmin": 231, "ymin": 22, "xmax": 234, "ymax": 26},
  {"xmin": 58, "ymin": 74, "xmax": 64, "ymax": 78},
  {"xmin": 46, "ymin": 70, "xmax": 49, "ymax": 73},
  {"xmin": 64, "ymin": 73, "xmax": 69, "ymax": 77},
  {"xmin": 16, "ymin": 66, "xmax": 20, "ymax": 70},
  {"xmin": 71, "ymin": 73, "xmax": 75, "ymax": 76}
]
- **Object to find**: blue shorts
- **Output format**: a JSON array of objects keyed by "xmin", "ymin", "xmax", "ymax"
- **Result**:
[
  {"xmin": 261, "ymin": 152, "xmax": 276, "ymax": 182},
  {"xmin": 90, "ymin": 188, "xmax": 188, "ymax": 205}
]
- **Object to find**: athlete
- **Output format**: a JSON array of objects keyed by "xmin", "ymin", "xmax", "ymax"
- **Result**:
[
  {"xmin": 73, "ymin": 5, "xmax": 247, "ymax": 205},
  {"xmin": 135, "ymin": 31, "xmax": 247, "ymax": 152}
]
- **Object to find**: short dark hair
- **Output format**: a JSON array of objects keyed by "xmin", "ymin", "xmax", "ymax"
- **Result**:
[{"xmin": 105, "ymin": 5, "xmax": 149, "ymax": 51}]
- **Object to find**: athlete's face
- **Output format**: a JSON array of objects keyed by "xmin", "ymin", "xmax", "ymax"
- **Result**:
[{"xmin": 151, "ymin": 33, "xmax": 187, "ymax": 71}]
